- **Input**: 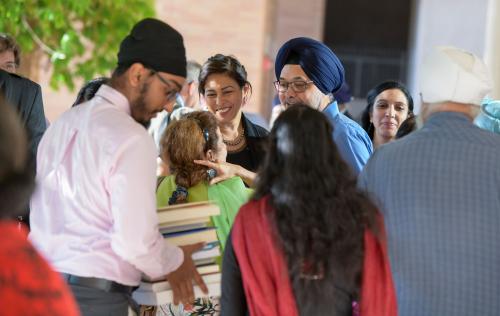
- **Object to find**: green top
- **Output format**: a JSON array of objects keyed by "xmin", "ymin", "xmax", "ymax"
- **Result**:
[{"xmin": 156, "ymin": 176, "xmax": 252, "ymax": 250}]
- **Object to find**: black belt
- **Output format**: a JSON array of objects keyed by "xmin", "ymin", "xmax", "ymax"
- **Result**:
[{"xmin": 61, "ymin": 273, "xmax": 136, "ymax": 294}]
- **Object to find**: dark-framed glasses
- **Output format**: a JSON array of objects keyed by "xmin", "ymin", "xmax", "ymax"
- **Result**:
[
  {"xmin": 274, "ymin": 80, "xmax": 314, "ymax": 93},
  {"xmin": 150, "ymin": 70, "xmax": 181, "ymax": 102}
]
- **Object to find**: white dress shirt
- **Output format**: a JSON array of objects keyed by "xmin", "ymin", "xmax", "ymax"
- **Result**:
[{"xmin": 30, "ymin": 85, "xmax": 183, "ymax": 286}]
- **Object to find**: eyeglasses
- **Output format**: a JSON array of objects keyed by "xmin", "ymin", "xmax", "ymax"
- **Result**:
[
  {"xmin": 274, "ymin": 80, "xmax": 314, "ymax": 93},
  {"xmin": 150, "ymin": 70, "xmax": 181, "ymax": 103}
]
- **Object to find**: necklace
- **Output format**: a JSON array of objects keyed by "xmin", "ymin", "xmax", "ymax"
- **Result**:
[{"xmin": 223, "ymin": 125, "xmax": 245, "ymax": 147}]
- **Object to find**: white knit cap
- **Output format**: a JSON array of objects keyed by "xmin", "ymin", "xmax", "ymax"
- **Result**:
[{"xmin": 420, "ymin": 46, "xmax": 492, "ymax": 106}]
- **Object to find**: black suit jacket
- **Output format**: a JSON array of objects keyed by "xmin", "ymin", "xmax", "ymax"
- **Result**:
[{"xmin": 0, "ymin": 70, "xmax": 47, "ymax": 168}]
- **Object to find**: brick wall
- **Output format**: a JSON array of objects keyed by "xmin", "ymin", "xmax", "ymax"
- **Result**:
[{"xmin": 156, "ymin": 0, "xmax": 270, "ymax": 116}]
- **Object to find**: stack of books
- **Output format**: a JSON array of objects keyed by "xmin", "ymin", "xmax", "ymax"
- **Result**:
[{"xmin": 133, "ymin": 201, "xmax": 222, "ymax": 306}]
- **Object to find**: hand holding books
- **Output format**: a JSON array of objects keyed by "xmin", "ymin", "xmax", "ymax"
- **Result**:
[
  {"xmin": 166, "ymin": 242, "xmax": 209, "ymax": 306},
  {"xmin": 134, "ymin": 201, "xmax": 222, "ymax": 308}
]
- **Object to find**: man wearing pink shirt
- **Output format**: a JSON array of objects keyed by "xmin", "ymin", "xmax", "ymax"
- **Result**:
[{"xmin": 29, "ymin": 18, "xmax": 207, "ymax": 315}]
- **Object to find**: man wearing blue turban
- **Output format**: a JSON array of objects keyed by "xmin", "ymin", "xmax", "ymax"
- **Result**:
[{"xmin": 274, "ymin": 37, "xmax": 372, "ymax": 174}]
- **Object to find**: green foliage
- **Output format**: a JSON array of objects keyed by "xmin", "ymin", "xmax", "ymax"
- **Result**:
[{"xmin": 0, "ymin": 0, "xmax": 155, "ymax": 89}]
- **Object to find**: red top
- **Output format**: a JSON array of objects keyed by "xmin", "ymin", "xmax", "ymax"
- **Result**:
[
  {"xmin": 232, "ymin": 196, "xmax": 398, "ymax": 316},
  {"xmin": 0, "ymin": 221, "xmax": 80, "ymax": 316}
]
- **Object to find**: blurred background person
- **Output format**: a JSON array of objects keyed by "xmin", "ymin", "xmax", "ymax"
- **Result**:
[
  {"xmin": 0, "ymin": 70, "xmax": 46, "ymax": 171},
  {"xmin": 199, "ymin": 54, "xmax": 268, "ymax": 175},
  {"xmin": 361, "ymin": 80, "xmax": 413, "ymax": 149},
  {"xmin": 0, "ymin": 33, "xmax": 20, "ymax": 73},
  {"xmin": 179, "ymin": 60, "xmax": 203, "ymax": 110},
  {"xmin": 0, "ymin": 33, "xmax": 47, "ymax": 226},
  {"xmin": 0, "ymin": 96, "xmax": 79, "ymax": 315},
  {"xmin": 221, "ymin": 104, "xmax": 396, "ymax": 316},
  {"xmin": 0, "ymin": 68, "xmax": 47, "ymax": 226}
]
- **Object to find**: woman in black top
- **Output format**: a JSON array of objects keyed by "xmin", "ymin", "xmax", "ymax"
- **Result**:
[{"xmin": 198, "ymin": 54, "xmax": 268, "ymax": 175}]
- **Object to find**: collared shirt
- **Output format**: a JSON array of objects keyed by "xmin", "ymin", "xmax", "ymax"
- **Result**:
[
  {"xmin": 323, "ymin": 102, "xmax": 373, "ymax": 174},
  {"xmin": 29, "ymin": 85, "xmax": 183, "ymax": 286},
  {"xmin": 358, "ymin": 112, "xmax": 500, "ymax": 315}
]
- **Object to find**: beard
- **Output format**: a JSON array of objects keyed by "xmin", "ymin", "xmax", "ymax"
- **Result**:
[{"xmin": 131, "ymin": 82, "xmax": 152, "ymax": 129}]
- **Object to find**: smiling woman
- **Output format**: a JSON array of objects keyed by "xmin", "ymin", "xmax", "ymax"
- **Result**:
[
  {"xmin": 361, "ymin": 81, "xmax": 414, "ymax": 148},
  {"xmin": 199, "ymin": 54, "xmax": 268, "ymax": 173}
]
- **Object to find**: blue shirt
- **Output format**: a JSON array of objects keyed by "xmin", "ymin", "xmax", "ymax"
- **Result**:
[
  {"xmin": 358, "ymin": 112, "xmax": 500, "ymax": 316},
  {"xmin": 323, "ymin": 101, "xmax": 373, "ymax": 174}
]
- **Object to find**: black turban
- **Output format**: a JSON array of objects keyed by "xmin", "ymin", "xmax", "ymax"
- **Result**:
[
  {"xmin": 118, "ymin": 18, "xmax": 186, "ymax": 77},
  {"xmin": 275, "ymin": 37, "xmax": 344, "ymax": 94}
]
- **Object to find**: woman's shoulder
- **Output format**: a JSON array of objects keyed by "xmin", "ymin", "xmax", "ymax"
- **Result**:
[
  {"xmin": 218, "ymin": 176, "xmax": 246, "ymax": 187},
  {"xmin": 212, "ymin": 176, "xmax": 253, "ymax": 199}
]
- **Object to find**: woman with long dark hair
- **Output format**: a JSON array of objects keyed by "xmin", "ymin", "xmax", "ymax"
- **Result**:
[
  {"xmin": 221, "ymin": 104, "xmax": 397, "ymax": 316},
  {"xmin": 361, "ymin": 80, "xmax": 414, "ymax": 149}
]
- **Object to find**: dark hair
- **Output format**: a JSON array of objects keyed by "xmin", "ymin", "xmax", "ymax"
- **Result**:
[
  {"xmin": 395, "ymin": 115, "xmax": 417, "ymax": 139},
  {"xmin": 198, "ymin": 54, "xmax": 252, "ymax": 95},
  {"xmin": 0, "ymin": 95, "xmax": 35, "ymax": 219},
  {"xmin": 161, "ymin": 111, "xmax": 220, "ymax": 189},
  {"xmin": 361, "ymin": 80, "xmax": 414, "ymax": 139},
  {"xmin": 253, "ymin": 104, "xmax": 377, "ymax": 315},
  {"xmin": 0, "ymin": 34, "xmax": 21, "ymax": 67},
  {"xmin": 72, "ymin": 77, "xmax": 109, "ymax": 107}
]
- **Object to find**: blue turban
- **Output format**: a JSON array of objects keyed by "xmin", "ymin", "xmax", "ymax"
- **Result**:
[{"xmin": 275, "ymin": 37, "xmax": 345, "ymax": 94}]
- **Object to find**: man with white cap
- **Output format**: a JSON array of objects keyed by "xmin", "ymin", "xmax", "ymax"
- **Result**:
[
  {"xmin": 29, "ymin": 18, "xmax": 206, "ymax": 315},
  {"xmin": 358, "ymin": 46, "xmax": 500, "ymax": 315}
]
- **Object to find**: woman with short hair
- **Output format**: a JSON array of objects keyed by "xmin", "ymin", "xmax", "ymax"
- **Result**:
[{"xmin": 198, "ymin": 54, "xmax": 268, "ymax": 174}]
